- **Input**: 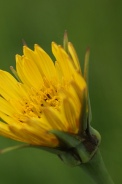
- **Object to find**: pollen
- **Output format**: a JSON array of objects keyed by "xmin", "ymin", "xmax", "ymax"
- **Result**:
[{"xmin": 16, "ymin": 79, "xmax": 60, "ymax": 123}]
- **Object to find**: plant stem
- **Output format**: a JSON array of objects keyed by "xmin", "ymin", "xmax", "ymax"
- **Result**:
[{"xmin": 80, "ymin": 150, "xmax": 114, "ymax": 184}]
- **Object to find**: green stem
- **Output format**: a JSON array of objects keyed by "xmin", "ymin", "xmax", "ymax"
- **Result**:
[{"xmin": 80, "ymin": 150, "xmax": 114, "ymax": 184}]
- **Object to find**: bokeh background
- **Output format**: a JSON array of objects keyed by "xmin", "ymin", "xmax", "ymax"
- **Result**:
[{"xmin": 0, "ymin": 0, "xmax": 122, "ymax": 183}]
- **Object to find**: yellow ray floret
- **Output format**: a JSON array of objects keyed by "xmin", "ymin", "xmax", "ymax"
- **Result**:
[{"xmin": 0, "ymin": 41, "xmax": 86, "ymax": 147}]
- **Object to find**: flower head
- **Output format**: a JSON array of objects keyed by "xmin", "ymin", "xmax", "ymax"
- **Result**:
[{"xmin": 0, "ymin": 37, "xmax": 86, "ymax": 148}]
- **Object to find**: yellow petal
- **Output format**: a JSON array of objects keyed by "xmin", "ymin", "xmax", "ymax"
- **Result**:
[
  {"xmin": 34, "ymin": 44, "xmax": 57, "ymax": 79},
  {"xmin": 16, "ymin": 55, "xmax": 30, "ymax": 86},
  {"xmin": 62, "ymin": 98, "xmax": 78, "ymax": 133},
  {"xmin": 43, "ymin": 107, "xmax": 66, "ymax": 130},
  {"xmin": 68, "ymin": 42, "xmax": 81, "ymax": 73},
  {"xmin": 52, "ymin": 42, "xmax": 75, "ymax": 81},
  {"xmin": 0, "ymin": 70, "xmax": 22, "ymax": 100},
  {"xmin": 0, "ymin": 97, "xmax": 15, "ymax": 116},
  {"xmin": 22, "ymin": 56, "xmax": 43, "ymax": 88},
  {"xmin": 0, "ymin": 122, "xmax": 25, "ymax": 142}
]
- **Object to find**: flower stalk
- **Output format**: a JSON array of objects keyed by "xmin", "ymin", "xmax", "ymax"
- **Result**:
[{"xmin": 81, "ymin": 150, "xmax": 114, "ymax": 184}]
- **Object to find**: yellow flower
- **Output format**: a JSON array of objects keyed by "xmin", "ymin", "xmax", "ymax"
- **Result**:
[{"xmin": 0, "ymin": 41, "xmax": 86, "ymax": 147}]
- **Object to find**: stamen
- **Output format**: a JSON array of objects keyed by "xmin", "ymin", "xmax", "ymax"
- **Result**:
[{"xmin": 14, "ymin": 80, "xmax": 61, "ymax": 123}]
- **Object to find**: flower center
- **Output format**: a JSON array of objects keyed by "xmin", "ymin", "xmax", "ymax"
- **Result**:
[{"xmin": 14, "ymin": 78, "xmax": 61, "ymax": 123}]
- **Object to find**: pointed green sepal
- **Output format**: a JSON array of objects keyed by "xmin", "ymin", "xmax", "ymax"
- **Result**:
[
  {"xmin": 79, "ymin": 89, "xmax": 87, "ymax": 133},
  {"xmin": 84, "ymin": 47, "xmax": 90, "ymax": 85},
  {"xmin": 10, "ymin": 66, "xmax": 22, "ymax": 82},
  {"xmin": 50, "ymin": 129, "xmax": 101, "ymax": 165},
  {"xmin": 89, "ymin": 126, "xmax": 101, "ymax": 146},
  {"xmin": 50, "ymin": 130, "xmax": 83, "ymax": 166},
  {"xmin": 76, "ymin": 140, "xmax": 98, "ymax": 164},
  {"xmin": 58, "ymin": 150, "xmax": 81, "ymax": 166},
  {"xmin": 77, "ymin": 126, "xmax": 101, "ymax": 163},
  {"xmin": 63, "ymin": 30, "xmax": 69, "ymax": 54},
  {"xmin": 76, "ymin": 143, "xmax": 92, "ymax": 163},
  {"xmin": 22, "ymin": 38, "xmax": 28, "ymax": 46},
  {"xmin": 76, "ymin": 128, "xmax": 101, "ymax": 163},
  {"xmin": 50, "ymin": 130, "xmax": 82, "ymax": 148},
  {"xmin": 87, "ymin": 94, "xmax": 92, "ymax": 124},
  {"xmin": 32, "ymin": 145, "xmax": 65, "ymax": 155},
  {"xmin": 83, "ymin": 48, "xmax": 92, "ymax": 127},
  {"xmin": 0, "ymin": 144, "xmax": 29, "ymax": 154}
]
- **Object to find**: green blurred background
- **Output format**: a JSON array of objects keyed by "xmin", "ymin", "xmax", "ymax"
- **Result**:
[{"xmin": 0, "ymin": 0, "xmax": 122, "ymax": 183}]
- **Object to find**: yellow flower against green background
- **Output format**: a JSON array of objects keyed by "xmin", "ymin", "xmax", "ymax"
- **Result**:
[
  {"xmin": 0, "ymin": 39, "xmax": 86, "ymax": 147},
  {"xmin": 0, "ymin": 33, "xmax": 115, "ymax": 184}
]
